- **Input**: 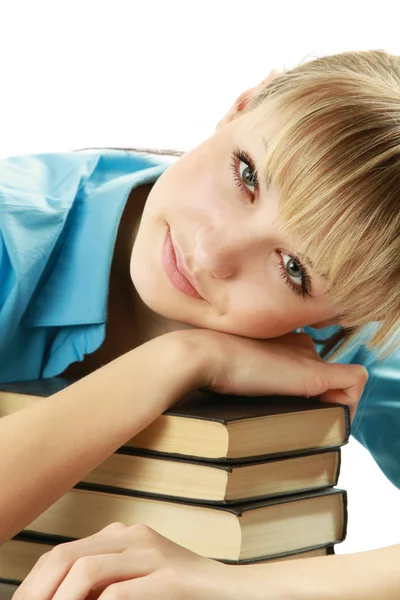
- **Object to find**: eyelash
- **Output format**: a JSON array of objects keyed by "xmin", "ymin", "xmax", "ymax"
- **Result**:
[
  {"xmin": 230, "ymin": 148, "xmax": 259, "ymax": 198},
  {"xmin": 278, "ymin": 256, "xmax": 312, "ymax": 298},
  {"xmin": 230, "ymin": 147, "xmax": 312, "ymax": 298}
]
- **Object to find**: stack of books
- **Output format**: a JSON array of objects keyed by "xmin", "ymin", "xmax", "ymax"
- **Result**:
[{"xmin": 0, "ymin": 378, "xmax": 350, "ymax": 585}]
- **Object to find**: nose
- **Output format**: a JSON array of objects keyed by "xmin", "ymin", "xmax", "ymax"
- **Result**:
[{"xmin": 192, "ymin": 228, "xmax": 257, "ymax": 280}]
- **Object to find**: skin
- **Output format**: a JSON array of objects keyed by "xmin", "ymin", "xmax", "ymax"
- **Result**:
[
  {"xmin": 129, "ymin": 82, "xmax": 339, "ymax": 343},
  {"xmin": 12, "ymin": 523, "xmax": 400, "ymax": 600},
  {"xmin": 10, "ymin": 73, "xmax": 377, "ymax": 599}
]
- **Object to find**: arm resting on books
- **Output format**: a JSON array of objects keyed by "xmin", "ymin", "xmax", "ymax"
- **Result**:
[
  {"xmin": 0, "ymin": 329, "xmax": 367, "ymax": 543},
  {"xmin": 0, "ymin": 332, "xmax": 205, "ymax": 543},
  {"xmin": 14, "ymin": 524, "xmax": 400, "ymax": 599}
]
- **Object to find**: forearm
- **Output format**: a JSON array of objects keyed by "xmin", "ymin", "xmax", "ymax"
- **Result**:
[
  {"xmin": 0, "ymin": 332, "xmax": 203, "ymax": 543},
  {"xmin": 232, "ymin": 544, "xmax": 400, "ymax": 600}
]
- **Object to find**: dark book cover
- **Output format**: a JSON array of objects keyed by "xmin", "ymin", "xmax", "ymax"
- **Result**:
[
  {"xmin": 0, "ymin": 377, "xmax": 350, "ymax": 426},
  {"xmin": 0, "ymin": 378, "xmax": 350, "ymax": 463}
]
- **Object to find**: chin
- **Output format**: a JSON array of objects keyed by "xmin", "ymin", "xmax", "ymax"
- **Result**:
[{"xmin": 131, "ymin": 271, "xmax": 187, "ymax": 321}]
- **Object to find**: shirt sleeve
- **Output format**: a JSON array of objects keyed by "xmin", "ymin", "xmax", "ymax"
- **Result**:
[
  {"xmin": 0, "ymin": 149, "xmax": 172, "ymax": 383},
  {"xmin": 0, "ymin": 152, "xmax": 100, "ymax": 360},
  {"xmin": 351, "ymin": 341, "xmax": 400, "ymax": 490}
]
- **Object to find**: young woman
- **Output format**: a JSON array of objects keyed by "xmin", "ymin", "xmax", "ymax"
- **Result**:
[{"xmin": 2, "ymin": 49, "xmax": 400, "ymax": 598}]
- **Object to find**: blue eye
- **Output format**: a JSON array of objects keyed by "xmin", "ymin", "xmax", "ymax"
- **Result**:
[
  {"xmin": 279, "ymin": 251, "xmax": 312, "ymax": 298},
  {"xmin": 231, "ymin": 149, "xmax": 259, "ymax": 199},
  {"xmin": 238, "ymin": 159, "xmax": 258, "ymax": 192},
  {"xmin": 283, "ymin": 252, "xmax": 303, "ymax": 284}
]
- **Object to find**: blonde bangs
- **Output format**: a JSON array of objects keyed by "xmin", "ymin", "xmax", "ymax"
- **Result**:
[{"xmin": 246, "ymin": 51, "xmax": 400, "ymax": 357}]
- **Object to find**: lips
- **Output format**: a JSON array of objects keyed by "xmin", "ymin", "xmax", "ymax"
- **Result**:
[{"xmin": 162, "ymin": 228, "xmax": 204, "ymax": 300}]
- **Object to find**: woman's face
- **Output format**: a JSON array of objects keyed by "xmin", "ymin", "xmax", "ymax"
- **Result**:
[{"xmin": 130, "ymin": 102, "xmax": 339, "ymax": 339}]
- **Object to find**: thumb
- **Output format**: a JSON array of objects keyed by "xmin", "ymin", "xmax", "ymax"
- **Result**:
[
  {"xmin": 320, "ymin": 381, "xmax": 367, "ymax": 424},
  {"xmin": 319, "ymin": 364, "xmax": 368, "ymax": 423}
]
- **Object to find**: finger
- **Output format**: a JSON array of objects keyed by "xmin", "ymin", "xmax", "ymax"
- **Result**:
[
  {"xmin": 323, "ymin": 363, "xmax": 368, "ymax": 401},
  {"xmin": 52, "ymin": 551, "xmax": 153, "ymax": 600},
  {"xmin": 98, "ymin": 572, "xmax": 179, "ymax": 600},
  {"xmin": 319, "ymin": 364, "xmax": 368, "ymax": 422},
  {"xmin": 14, "ymin": 523, "xmax": 129, "ymax": 600},
  {"xmin": 309, "ymin": 362, "xmax": 366, "ymax": 401},
  {"xmin": 261, "ymin": 356, "xmax": 364, "ymax": 399},
  {"xmin": 320, "ymin": 379, "xmax": 366, "ymax": 423}
]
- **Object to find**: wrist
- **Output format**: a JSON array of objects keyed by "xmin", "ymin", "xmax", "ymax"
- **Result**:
[
  {"xmin": 153, "ymin": 330, "xmax": 209, "ymax": 399},
  {"xmin": 162, "ymin": 329, "xmax": 217, "ymax": 391}
]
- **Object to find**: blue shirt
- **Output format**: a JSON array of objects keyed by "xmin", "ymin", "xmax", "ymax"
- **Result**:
[
  {"xmin": 0, "ymin": 149, "xmax": 399, "ymax": 491},
  {"xmin": 304, "ymin": 324, "xmax": 400, "ymax": 491},
  {"xmin": 0, "ymin": 149, "xmax": 173, "ymax": 382}
]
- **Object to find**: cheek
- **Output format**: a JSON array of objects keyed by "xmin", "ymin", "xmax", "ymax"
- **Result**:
[
  {"xmin": 225, "ymin": 291, "xmax": 293, "ymax": 338},
  {"xmin": 231, "ymin": 310, "xmax": 294, "ymax": 339},
  {"xmin": 225, "ymin": 283, "xmax": 323, "ymax": 339}
]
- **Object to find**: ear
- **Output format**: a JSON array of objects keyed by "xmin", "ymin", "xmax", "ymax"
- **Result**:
[{"xmin": 216, "ymin": 68, "xmax": 284, "ymax": 131}]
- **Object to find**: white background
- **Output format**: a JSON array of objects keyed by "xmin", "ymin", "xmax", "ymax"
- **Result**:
[{"xmin": 0, "ymin": 0, "xmax": 399, "ymax": 555}]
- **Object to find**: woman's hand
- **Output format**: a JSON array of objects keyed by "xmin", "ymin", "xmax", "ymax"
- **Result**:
[
  {"xmin": 184, "ymin": 329, "xmax": 368, "ymax": 421},
  {"xmin": 14, "ymin": 522, "xmax": 400, "ymax": 600},
  {"xmin": 13, "ymin": 523, "xmax": 241, "ymax": 600}
]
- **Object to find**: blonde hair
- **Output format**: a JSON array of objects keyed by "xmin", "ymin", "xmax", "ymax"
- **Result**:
[{"xmin": 246, "ymin": 49, "xmax": 400, "ymax": 359}]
